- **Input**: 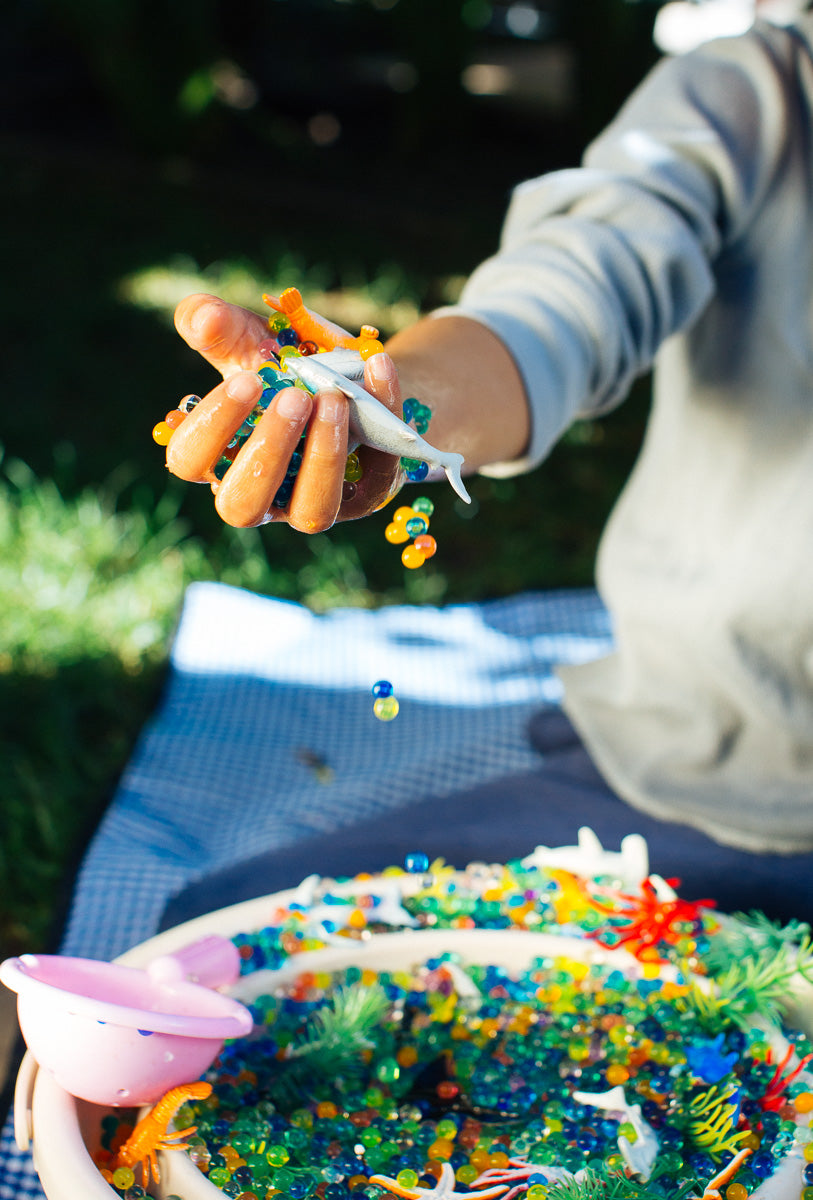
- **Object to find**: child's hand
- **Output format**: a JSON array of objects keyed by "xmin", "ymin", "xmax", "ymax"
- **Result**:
[{"xmin": 169, "ymin": 293, "xmax": 403, "ymax": 531}]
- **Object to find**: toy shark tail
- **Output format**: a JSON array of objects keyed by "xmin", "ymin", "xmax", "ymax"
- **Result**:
[{"xmin": 439, "ymin": 453, "xmax": 470, "ymax": 504}]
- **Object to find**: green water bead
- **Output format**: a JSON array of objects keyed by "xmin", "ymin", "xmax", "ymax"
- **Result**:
[
  {"xmin": 268, "ymin": 313, "xmax": 292, "ymax": 333},
  {"xmin": 268, "ymin": 1145, "xmax": 291, "ymax": 1166},
  {"xmin": 396, "ymin": 1170, "xmax": 419, "ymax": 1188},
  {"xmin": 411, "ymin": 497, "xmax": 434, "ymax": 516},
  {"xmin": 435, "ymin": 1119, "xmax": 457, "ymax": 1140},
  {"xmin": 272, "ymin": 1167, "xmax": 297, "ymax": 1190},
  {"xmin": 359, "ymin": 1129, "xmax": 382, "ymax": 1148},
  {"xmin": 376, "ymin": 1057, "xmax": 401, "ymax": 1084},
  {"xmin": 208, "ymin": 1167, "xmax": 232, "ymax": 1187}
]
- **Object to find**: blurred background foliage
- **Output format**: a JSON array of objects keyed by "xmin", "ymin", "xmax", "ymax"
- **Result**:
[{"xmin": 2, "ymin": 0, "xmax": 660, "ymax": 952}]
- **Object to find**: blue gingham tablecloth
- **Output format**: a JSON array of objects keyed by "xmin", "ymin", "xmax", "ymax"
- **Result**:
[{"xmin": 0, "ymin": 582, "xmax": 611, "ymax": 1199}]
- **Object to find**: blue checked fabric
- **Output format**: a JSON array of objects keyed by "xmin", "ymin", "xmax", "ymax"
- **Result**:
[{"xmin": 1, "ymin": 582, "xmax": 611, "ymax": 1198}]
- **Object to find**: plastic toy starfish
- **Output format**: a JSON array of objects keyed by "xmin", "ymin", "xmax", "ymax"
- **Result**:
[
  {"xmin": 370, "ymin": 1162, "xmax": 509, "ymax": 1200},
  {"xmin": 589, "ymin": 876, "xmax": 715, "ymax": 959}
]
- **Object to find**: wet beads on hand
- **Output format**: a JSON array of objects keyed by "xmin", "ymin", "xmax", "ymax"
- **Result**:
[{"xmin": 344, "ymin": 453, "xmax": 363, "ymax": 483}]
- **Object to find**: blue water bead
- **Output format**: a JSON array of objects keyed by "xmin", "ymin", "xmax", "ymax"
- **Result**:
[
  {"xmin": 273, "ymin": 478, "xmax": 295, "ymax": 508},
  {"xmin": 277, "ymin": 327, "xmax": 301, "ymax": 347},
  {"xmin": 372, "ymin": 680, "xmax": 393, "ymax": 698},
  {"xmin": 804, "ymin": 1163, "xmax": 813, "ymax": 1185},
  {"xmin": 402, "ymin": 399, "xmax": 416, "ymax": 423},
  {"xmin": 751, "ymin": 1152, "xmax": 776, "ymax": 1179},
  {"xmin": 404, "ymin": 852, "xmax": 430, "ymax": 873},
  {"xmin": 285, "ymin": 450, "xmax": 303, "ymax": 479},
  {"xmin": 405, "ymin": 516, "xmax": 428, "ymax": 537},
  {"xmin": 404, "ymin": 461, "xmax": 429, "ymax": 482}
]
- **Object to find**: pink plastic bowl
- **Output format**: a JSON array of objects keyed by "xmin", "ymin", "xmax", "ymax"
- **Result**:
[{"xmin": 0, "ymin": 953, "xmax": 253, "ymax": 1106}]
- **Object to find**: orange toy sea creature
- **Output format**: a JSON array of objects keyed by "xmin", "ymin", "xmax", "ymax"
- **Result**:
[
  {"xmin": 110, "ymin": 1080, "xmax": 213, "ymax": 1185},
  {"xmin": 588, "ymin": 876, "xmax": 715, "ymax": 961},
  {"xmin": 263, "ymin": 286, "xmax": 383, "ymax": 356},
  {"xmin": 689, "ymin": 1146, "xmax": 752, "ymax": 1199}
]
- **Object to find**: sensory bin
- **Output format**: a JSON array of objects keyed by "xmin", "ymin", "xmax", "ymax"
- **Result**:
[{"xmin": 88, "ymin": 835, "xmax": 813, "ymax": 1200}]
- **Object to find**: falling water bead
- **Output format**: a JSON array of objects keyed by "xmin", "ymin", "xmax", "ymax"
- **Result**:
[
  {"xmin": 372, "ymin": 680, "xmax": 393, "ymax": 699},
  {"xmin": 385, "ymin": 522, "xmax": 410, "ymax": 544},
  {"xmin": 413, "ymin": 535, "xmax": 437, "ymax": 559},
  {"xmin": 412, "ymin": 497, "xmax": 434, "ymax": 516},
  {"xmin": 393, "ymin": 506, "xmax": 417, "ymax": 524},
  {"xmin": 405, "ymin": 853, "xmax": 430, "ymax": 873},
  {"xmin": 373, "ymin": 696, "xmax": 399, "ymax": 721},
  {"xmin": 405, "ymin": 517, "xmax": 428, "ymax": 537},
  {"xmin": 402, "ymin": 545, "xmax": 426, "ymax": 569}
]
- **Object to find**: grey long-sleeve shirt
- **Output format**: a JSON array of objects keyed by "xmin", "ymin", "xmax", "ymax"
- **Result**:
[{"xmin": 442, "ymin": 18, "xmax": 813, "ymax": 852}]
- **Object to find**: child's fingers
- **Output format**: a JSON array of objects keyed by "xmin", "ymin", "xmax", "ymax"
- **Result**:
[
  {"xmin": 286, "ymin": 388, "xmax": 350, "ymax": 533},
  {"xmin": 174, "ymin": 293, "xmax": 269, "ymax": 378},
  {"xmin": 214, "ymin": 386, "xmax": 313, "ymax": 527},
  {"xmin": 166, "ymin": 371, "xmax": 263, "ymax": 483}
]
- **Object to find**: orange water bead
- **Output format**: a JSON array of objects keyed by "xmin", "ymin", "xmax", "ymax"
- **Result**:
[
  {"xmin": 605, "ymin": 1064, "xmax": 630, "ymax": 1086},
  {"xmin": 724, "ymin": 1186, "xmax": 748, "ymax": 1200},
  {"xmin": 469, "ymin": 1150, "xmax": 491, "ymax": 1171},
  {"xmin": 429, "ymin": 1139, "xmax": 455, "ymax": 1160},
  {"xmin": 152, "ymin": 421, "xmax": 174, "ymax": 445},
  {"xmin": 347, "ymin": 908, "xmax": 367, "ymax": 929},
  {"xmin": 348, "ymin": 1176, "xmax": 369, "ymax": 1191},
  {"xmin": 795, "ymin": 1091, "xmax": 813, "ymax": 1113},
  {"xmin": 413, "ymin": 534, "xmax": 437, "ymax": 558},
  {"xmin": 396, "ymin": 1045, "xmax": 419, "ymax": 1067},
  {"xmin": 316, "ymin": 1102, "xmax": 339, "ymax": 1119},
  {"xmin": 488, "ymin": 1151, "xmax": 510, "ymax": 1169},
  {"xmin": 393, "ymin": 506, "xmax": 417, "ymax": 524},
  {"xmin": 164, "ymin": 409, "xmax": 187, "ymax": 429},
  {"xmin": 359, "ymin": 338, "xmax": 384, "ymax": 360}
]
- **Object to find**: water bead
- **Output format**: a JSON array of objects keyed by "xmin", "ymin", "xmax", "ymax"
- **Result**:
[
  {"xmin": 164, "ymin": 409, "xmax": 187, "ymax": 429},
  {"xmin": 396, "ymin": 1170, "xmax": 418, "ymax": 1188},
  {"xmin": 402, "ymin": 399, "xmax": 416, "ymax": 423},
  {"xmin": 405, "ymin": 852, "xmax": 430, "ymax": 874},
  {"xmin": 372, "ymin": 680, "xmax": 394, "ymax": 698},
  {"xmin": 413, "ymin": 535, "xmax": 437, "ymax": 558},
  {"xmin": 299, "ymin": 340, "xmax": 319, "ymax": 356},
  {"xmin": 279, "ymin": 345, "xmax": 303, "ymax": 362},
  {"xmin": 402, "ymin": 460, "xmax": 429, "ymax": 482},
  {"xmin": 277, "ymin": 327, "xmax": 301, "ymax": 347},
  {"xmin": 393, "ymin": 506, "xmax": 417, "ymax": 524},
  {"xmin": 179, "ymin": 394, "xmax": 201, "ymax": 413},
  {"xmin": 401, "ymin": 545, "xmax": 426, "ymax": 569},
  {"xmin": 268, "ymin": 313, "xmax": 293, "ymax": 333},
  {"xmin": 258, "ymin": 337, "xmax": 281, "ymax": 359},
  {"xmin": 152, "ymin": 421, "xmax": 174, "ymax": 446},
  {"xmin": 373, "ymin": 696, "xmax": 399, "ymax": 721},
  {"xmin": 385, "ymin": 522, "xmax": 410, "ymax": 545},
  {"xmin": 797, "ymin": 1092, "xmax": 813, "ymax": 1113},
  {"xmin": 359, "ymin": 339, "xmax": 384, "ymax": 360},
  {"xmin": 112, "ymin": 1167, "xmax": 135, "ymax": 1190},
  {"xmin": 411, "ymin": 497, "xmax": 434, "ymax": 516},
  {"xmin": 344, "ymin": 453, "xmax": 363, "ymax": 483},
  {"xmin": 405, "ymin": 517, "xmax": 428, "ymax": 537}
]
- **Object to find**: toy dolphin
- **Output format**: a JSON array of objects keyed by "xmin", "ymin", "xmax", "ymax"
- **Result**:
[{"xmin": 282, "ymin": 349, "xmax": 471, "ymax": 505}]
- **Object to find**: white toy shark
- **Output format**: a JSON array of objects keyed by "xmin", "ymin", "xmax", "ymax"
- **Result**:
[
  {"xmin": 520, "ymin": 826, "xmax": 650, "ymax": 890},
  {"xmin": 572, "ymin": 1085, "xmax": 659, "ymax": 1180},
  {"xmin": 281, "ymin": 349, "xmax": 471, "ymax": 504}
]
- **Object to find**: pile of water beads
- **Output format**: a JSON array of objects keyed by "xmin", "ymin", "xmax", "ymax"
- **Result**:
[
  {"xmin": 98, "ymin": 846, "xmax": 813, "ymax": 1200},
  {"xmin": 384, "ymin": 498, "xmax": 437, "ymax": 570},
  {"xmin": 372, "ymin": 680, "xmax": 399, "ymax": 722}
]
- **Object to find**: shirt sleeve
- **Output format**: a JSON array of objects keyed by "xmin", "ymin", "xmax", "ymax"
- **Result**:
[{"xmin": 435, "ymin": 23, "xmax": 790, "ymax": 477}]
